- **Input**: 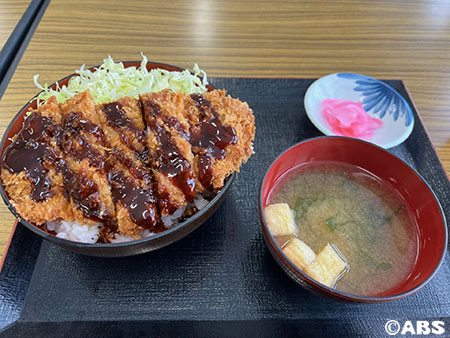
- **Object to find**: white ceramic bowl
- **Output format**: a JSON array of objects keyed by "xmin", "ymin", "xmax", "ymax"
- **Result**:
[{"xmin": 304, "ymin": 73, "xmax": 414, "ymax": 149}]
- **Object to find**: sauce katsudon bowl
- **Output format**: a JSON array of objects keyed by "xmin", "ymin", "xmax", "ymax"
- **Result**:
[
  {"xmin": 259, "ymin": 137, "xmax": 447, "ymax": 303},
  {"xmin": 0, "ymin": 60, "xmax": 251, "ymax": 257}
]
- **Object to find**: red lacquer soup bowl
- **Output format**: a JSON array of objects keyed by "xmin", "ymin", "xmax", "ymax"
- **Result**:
[
  {"xmin": 259, "ymin": 136, "xmax": 447, "ymax": 303},
  {"xmin": 0, "ymin": 61, "xmax": 233, "ymax": 257}
]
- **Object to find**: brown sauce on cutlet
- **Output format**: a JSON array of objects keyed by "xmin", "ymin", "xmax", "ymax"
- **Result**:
[
  {"xmin": 58, "ymin": 159, "xmax": 112, "ymax": 221},
  {"xmin": 190, "ymin": 94, "xmax": 238, "ymax": 157},
  {"xmin": 109, "ymin": 170, "xmax": 158, "ymax": 228},
  {"xmin": 142, "ymin": 101, "xmax": 196, "ymax": 211},
  {"xmin": 157, "ymin": 191, "xmax": 175, "ymax": 218},
  {"xmin": 57, "ymin": 113, "xmax": 106, "ymax": 169},
  {"xmin": 157, "ymin": 127, "xmax": 196, "ymax": 199},
  {"xmin": 101, "ymin": 102, "xmax": 148, "ymax": 161},
  {"xmin": 191, "ymin": 115, "xmax": 238, "ymax": 158},
  {"xmin": 110, "ymin": 148, "xmax": 153, "ymax": 186},
  {"xmin": 160, "ymin": 113, "xmax": 188, "ymax": 139},
  {"xmin": 97, "ymin": 220, "xmax": 118, "ymax": 243},
  {"xmin": 2, "ymin": 112, "xmax": 57, "ymax": 202},
  {"xmin": 196, "ymin": 153, "xmax": 214, "ymax": 189},
  {"xmin": 190, "ymin": 94, "xmax": 238, "ymax": 188},
  {"xmin": 190, "ymin": 93, "xmax": 210, "ymax": 120}
]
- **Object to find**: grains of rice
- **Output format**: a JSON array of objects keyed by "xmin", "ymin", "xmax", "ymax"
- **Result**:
[
  {"xmin": 161, "ymin": 206, "xmax": 186, "ymax": 227},
  {"xmin": 109, "ymin": 234, "xmax": 135, "ymax": 243},
  {"xmin": 46, "ymin": 220, "xmax": 101, "ymax": 243},
  {"xmin": 194, "ymin": 195, "xmax": 209, "ymax": 210}
]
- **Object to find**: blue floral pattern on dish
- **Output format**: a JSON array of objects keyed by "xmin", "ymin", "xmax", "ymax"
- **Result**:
[{"xmin": 337, "ymin": 73, "xmax": 413, "ymax": 126}]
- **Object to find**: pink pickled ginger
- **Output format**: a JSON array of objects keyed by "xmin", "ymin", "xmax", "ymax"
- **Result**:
[{"xmin": 321, "ymin": 99, "xmax": 383, "ymax": 140}]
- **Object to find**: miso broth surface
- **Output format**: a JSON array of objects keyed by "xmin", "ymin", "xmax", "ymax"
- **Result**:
[{"xmin": 270, "ymin": 162, "xmax": 418, "ymax": 296}]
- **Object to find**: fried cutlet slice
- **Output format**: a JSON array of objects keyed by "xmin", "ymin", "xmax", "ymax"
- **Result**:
[
  {"xmin": 56, "ymin": 91, "xmax": 115, "ymax": 223},
  {"xmin": 96, "ymin": 97, "xmax": 159, "ymax": 236},
  {"xmin": 139, "ymin": 91, "xmax": 193, "ymax": 163},
  {"xmin": 108, "ymin": 160, "xmax": 158, "ymax": 238},
  {"xmin": 59, "ymin": 91, "xmax": 108, "ymax": 163},
  {"xmin": 1, "ymin": 106, "xmax": 98, "ymax": 226},
  {"xmin": 97, "ymin": 96, "xmax": 149, "ymax": 162},
  {"xmin": 140, "ymin": 92, "xmax": 197, "ymax": 216},
  {"xmin": 200, "ymin": 90, "xmax": 255, "ymax": 188}
]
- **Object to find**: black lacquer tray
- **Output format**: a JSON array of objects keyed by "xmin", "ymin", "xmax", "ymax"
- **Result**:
[{"xmin": 0, "ymin": 78, "xmax": 449, "ymax": 337}]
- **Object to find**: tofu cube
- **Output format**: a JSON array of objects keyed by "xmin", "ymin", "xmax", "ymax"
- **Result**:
[
  {"xmin": 305, "ymin": 243, "xmax": 346, "ymax": 288},
  {"xmin": 282, "ymin": 238, "xmax": 316, "ymax": 271},
  {"xmin": 264, "ymin": 203, "xmax": 297, "ymax": 236}
]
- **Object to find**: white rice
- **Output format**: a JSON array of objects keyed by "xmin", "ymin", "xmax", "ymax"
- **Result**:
[
  {"xmin": 46, "ymin": 220, "xmax": 101, "ymax": 243},
  {"xmin": 194, "ymin": 194, "xmax": 209, "ymax": 210},
  {"xmin": 109, "ymin": 229, "xmax": 156, "ymax": 243},
  {"xmin": 109, "ymin": 233, "xmax": 134, "ymax": 243},
  {"xmin": 45, "ymin": 194, "xmax": 209, "ymax": 243}
]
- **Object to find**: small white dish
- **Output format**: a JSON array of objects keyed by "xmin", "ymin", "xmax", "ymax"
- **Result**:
[{"xmin": 304, "ymin": 73, "xmax": 414, "ymax": 149}]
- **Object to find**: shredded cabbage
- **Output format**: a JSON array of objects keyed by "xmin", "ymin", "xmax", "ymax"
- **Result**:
[{"xmin": 33, "ymin": 53, "xmax": 208, "ymax": 105}]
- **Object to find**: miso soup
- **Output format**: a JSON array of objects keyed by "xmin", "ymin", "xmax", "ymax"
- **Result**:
[{"xmin": 269, "ymin": 162, "xmax": 418, "ymax": 296}]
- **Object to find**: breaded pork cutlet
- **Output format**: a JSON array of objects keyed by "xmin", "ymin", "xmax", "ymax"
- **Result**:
[
  {"xmin": 140, "ymin": 91, "xmax": 197, "ymax": 216},
  {"xmin": 96, "ymin": 96, "xmax": 159, "ymax": 237},
  {"xmin": 57, "ymin": 92, "xmax": 115, "ymax": 224},
  {"xmin": 98, "ymin": 97, "xmax": 149, "ymax": 162},
  {"xmin": 140, "ymin": 89, "xmax": 254, "ymax": 197},
  {"xmin": 0, "ymin": 95, "xmax": 111, "ymax": 227},
  {"xmin": 198, "ymin": 90, "xmax": 255, "ymax": 189}
]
